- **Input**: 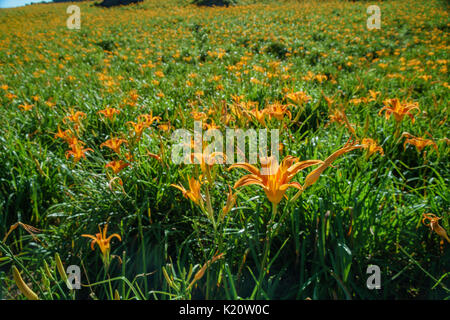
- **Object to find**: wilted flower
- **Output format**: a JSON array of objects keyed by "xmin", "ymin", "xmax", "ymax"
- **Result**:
[
  {"xmin": 422, "ymin": 213, "xmax": 450, "ymax": 243},
  {"xmin": 221, "ymin": 185, "xmax": 237, "ymax": 220}
]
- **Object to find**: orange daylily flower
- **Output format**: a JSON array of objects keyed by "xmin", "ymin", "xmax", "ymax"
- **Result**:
[
  {"xmin": 128, "ymin": 90, "xmax": 139, "ymax": 102},
  {"xmin": 378, "ymin": 98, "xmax": 420, "ymax": 123},
  {"xmin": 18, "ymin": 104, "xmax": 33, "ymax": 111},
  {"xmin": 191, "ymin": 110, "xmax": 208, "ymax": 121},
  {"xmin": 105, "ymin": 160, "xmax": 130, "ymax": 174},
  {"xmin": 46, "ymin": 100, "xmax": 56, "ymax": 108},
  {"xmin": 63, "ymin": 109, "xmax": 87, "ymax": 124},
  {"xmin": 247, "ymin": 106, "xmax": 267, "ymax": 126},
  {"xmin": 229, "ymin": 155, "xmax": 323, "ymax": 204},
  {"xmin": 158, "ymin": 123, "xmax": 172, "ymax": 132},
  {"xmin": 315, "ymin": 74, "xmax": 327, "ymax": 83},
  {"xmin": 327, "ymin": 108, "xmax": 356, "ymax": 136},
  {"xmin": 82, "ymin": 223, "xmax": 122, "ymax": 265},
  {"xmin": 422, "ymin": 213, "xmax": 450, "ymax": 243},
  {"xmin": 402, "ymin": 132, "xmax": 438, "ymax": 153},
  {"xmin": 265, "ymin": 103, "xmax": 291, "ymax": 121},
  {"xmin": 54, "ymin": 126, "xmax": 74, "ymax": 142},
  {"xmin": 361, "ymin": 138, "xmax": 384, "ymax": 158},
  {"xmin": 138, "ymin": 112, "xmax": 161, "ymax": 127},
  {"xmin": 203, "ymin": 120, "xmax": 220, "ymax": 130},
  {"xmin": 127, "ymin": 121, "xmax": 146, "ymax": 139},
  {"xmin": 328, "ymin": 108, "xmax": 347, "ymax": 125},
  {"xmin": 154, "ymin": 71, "xmax": 165, "ymax": 78},
  {"xmin": 285, "ymin": 91, "xmax": 311, "ymax": 106},
  {"xmin": 100, "ymin": 137, "xmax": 127, "ymax": 154},
  {"xmin": 6, "ymin": 93, "xmax": 17, "ymax": 100},
  {"xmin": 240, "ymin": 101, "xmax": 258, "ymax": 111},
  {"xmin": 171, "ymin": 177, "xmax": 203, "ymax": 205},
  {"xmin": 231, "ymin": 95, "xmax": 243, "ymax": 104},
  {"xmin": 98, "ymin": 107, "xmax": 120, "ymax": 120},
  {"xmin": 368, "ymin": 90, "xmax": 380, "ymax": 102},
  {"xmin": 65, "ymin": 142, "xmax": 93, "ymax": 163},
  {"xmin": 65, "ymin": 136, "xmax": 83, "ymax": 147}
]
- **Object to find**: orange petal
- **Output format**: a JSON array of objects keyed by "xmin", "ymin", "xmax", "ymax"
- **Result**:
[
  {"xmin": 233, "ymin": 175, "xmax": 265, "ymax": 189},
  {"xmin": 228, "ymin": 162, "xmax": 261, "ymax": 176}
]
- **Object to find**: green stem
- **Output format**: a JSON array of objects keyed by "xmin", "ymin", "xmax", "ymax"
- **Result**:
[
  {"xmin": 255, "ymin": 202, "xmax": 278, "ymax": 298},
  {"xmin": 291, "ymin": 188, "xmax": 304, "ymax": 203},
  {"xmin": 137, "ymin": 210, "xmax": 148, "ymax": 298},
  {"xmin": 204, "ymin": 184, "xmax": 217, "ymax": 232}
]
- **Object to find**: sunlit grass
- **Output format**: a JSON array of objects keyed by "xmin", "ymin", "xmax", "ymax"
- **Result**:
[{"xmin": 0, "ymin": 0, "xmax": 448, "ymax": 300}]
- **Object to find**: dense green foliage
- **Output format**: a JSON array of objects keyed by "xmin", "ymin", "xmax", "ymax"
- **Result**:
[{"xmin": 0, "ymin": 0, "xmax": 448, "ymax": 300}]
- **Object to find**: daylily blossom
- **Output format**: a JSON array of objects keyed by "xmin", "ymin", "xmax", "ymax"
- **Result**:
[
  {"xmin": 138, "ymin": 112, "xmax": 161, "ymax": 127},
  {"xmin": 100, "ymin": 137, "xmax": 128, "ymax": 154},
  {"xmin": 192, "ymin": 151, "xmax": 226, "ymax": 175},
  {"xmin": 171, "ymin": 177, "xmax": 203, "ymax": 206},
  {"xmin": 368, "ymin": 90, "xmax": 381, "ymax": 102},
  {"xmin": 378, "ymin": 98, "xmax": 420, "ymax": 123},
  {"xmin": 98, "ymin": 107, "xmax": 120, "ymax": 120},
  {"xmin": 315, "ymin": 74, "xmax": 327, "ymax": 83},
  {"xmin": 285, "ymin": 91, "xmax": 311, "ymax": 106},
  {"xmin": 402, "ymin": 132, "xmax": 438, "ymax": 153},
  {"xmin": 246, "ymin": 106, "xmax": 266, "ymax": 126},
  {"xmin": 327, "ymin": 108, "xmax": 356, "ymax": 136},
  {"xmin": 105, "ymin": 160, "xmax": 130, "ymax": 174},
  {"xmin": 54, "ymin": 126, "xmax": 74, "ymax": 142},
  {"xmin": 266, "ymin": 103, "xmax": 291, "ymax": 121},
  {"xmin": 65, "ymin": 141, "xmax": 93, "ymax": 163},
  {"xmin": 361, "ymin": 138, "xmax": 384, "ymax": 158},
  {"xmin": 82, "ymin": 223, "xmax": 122, "ymax": 267},
  {"xmin": 63, "ymin": 109, "xmax": 87, "ymax": 124},
  {"xmin": 229, "ymin": 155, "xmax": 323, "ymax": 204},
  {"xmin": 158, "ymin": 123, "xmax": 172, "ymax": 132},
  {"xmin": 127, "ymin": 121, "xmax": 146, "ymax": 140},
  {"xmin": 18, "ymin": 104, "xmax": 33, "ymax": 111}
]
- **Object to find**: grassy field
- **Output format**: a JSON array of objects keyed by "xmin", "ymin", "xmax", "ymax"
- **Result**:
[{"xmin": 0, "ymin": 0, "xmax": 449, "ymax": 300}]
